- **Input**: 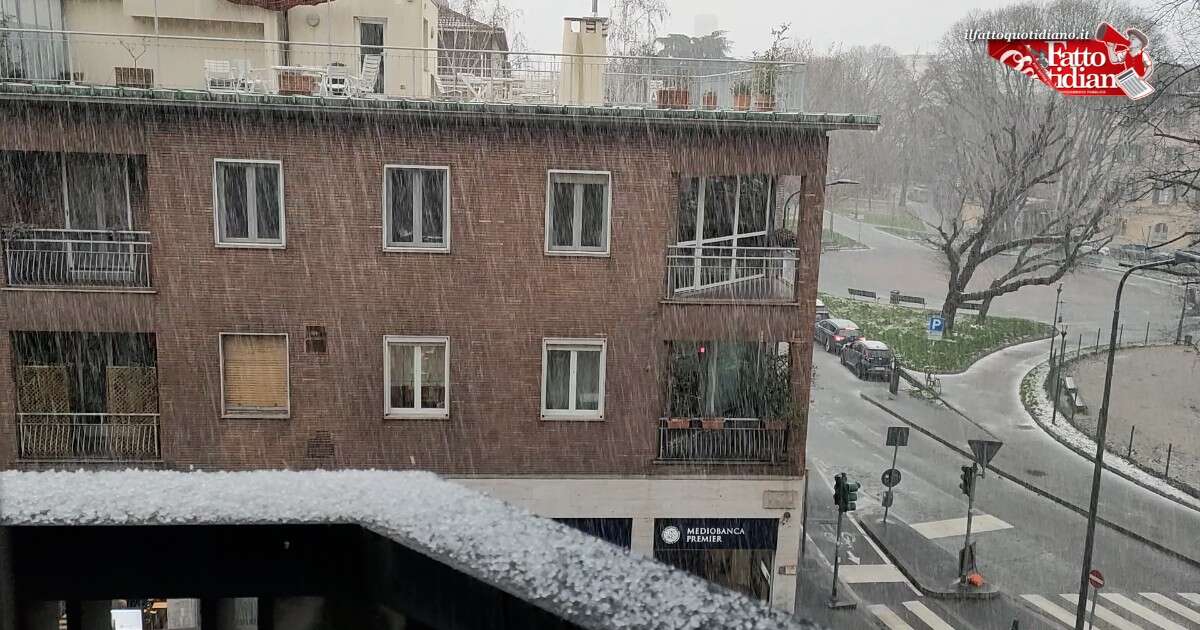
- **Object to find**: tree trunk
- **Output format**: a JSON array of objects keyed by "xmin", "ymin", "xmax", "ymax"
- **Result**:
[
  {"xmin": 897, "ymin": 161, "xmax": 910, "ymax": 208},
  {"xmin": 941, "ymin": 296, "xmax": 961, "ymax": 337},
  {"xmin": 976, "ymin": 295, "xmax": 995, "ymax": 323}
]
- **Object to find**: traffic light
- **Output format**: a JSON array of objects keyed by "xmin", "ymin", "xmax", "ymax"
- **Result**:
[
  {"xmin": 959, "ymin": 465, "xmax": 975, "ymax": 496},
  {"xmin": 842, "ymin": 478, "xmax": 860, "ymax": 512},
  {"xmin": 833, "ymin": 473, "xmax": 860, "ymax": 513}
]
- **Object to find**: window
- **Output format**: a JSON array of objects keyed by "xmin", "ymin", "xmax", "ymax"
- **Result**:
[
  {"xmin": 541, "ymin": 338, "xmax": 606, "ymax": 419},
  {"xmin": 359, "ymin": 19, "xmax": 385, "ymax": 93},
  {"xmin": 545, "ymin": 171, "xmax": 611, "ymax": 255},
  {"xmin": 304, "ymin": 325, "xmax": 327, "ymax": 354},
  {"xmin": 384, "ymin": 336, "xmax": 449, "ymax": 418},
  {"xmin": 668, "ymin": 340, "xmax": 791, "ymax": 419},
  {"xmin": 384, "ymin": 166, "xmax": 449, "ymax": 250},
  {"xmin": 220, "ymin": 333, "xmax": 289, "ymax": 417},
  {"xmin": 1154, "ymin": 222, "xmax": 1168, "ymax": 235},
  {"xmin": 214, "ymin": 160, "xmax": 284, "ymax": 247}
]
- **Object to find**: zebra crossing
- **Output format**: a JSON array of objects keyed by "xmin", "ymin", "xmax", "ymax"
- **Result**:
[
  {"xmin": 863, "ymin": 592, "xmax": 1200, "ymax": 630},
  {"xmin": 1020, "ymin": 592, "xmax": 1200, "ymax": 630}
]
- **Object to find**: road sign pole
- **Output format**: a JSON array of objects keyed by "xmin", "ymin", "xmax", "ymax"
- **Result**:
[
  {"xmin": 800, "ymin": 469, "xmax": 810, "ymax": 561},
  {"xmin": 960, "ymin": 463, "xmax": 977, "ymax": 583},
  {"xmin": 829, "ymin": 510, "xmax": 843, "ymax": 606},
  {"xmin": 883, "ymin": 443, "xmax": 899, "ymax": 525},
  {"xmin": 1087, "ymin": 587, "xmax": 1098, "ymax": 630}
]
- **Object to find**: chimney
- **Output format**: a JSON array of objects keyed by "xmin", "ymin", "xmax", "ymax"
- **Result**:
[{"xmin": 559, "ymin": 16, "xmax": 609, "ymax": 106}]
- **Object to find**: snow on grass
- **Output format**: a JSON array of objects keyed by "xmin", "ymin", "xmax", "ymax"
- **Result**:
[
  {"xmin": 0, "ymin": 469, "xmax": 814, "ymax": 630},
  {"xmin": 1020, "ymin": 363, "xmax": 1200, "ymax": 511}
]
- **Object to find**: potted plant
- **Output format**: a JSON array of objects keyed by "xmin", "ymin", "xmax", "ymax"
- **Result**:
[
  {"xmin": 701, "ymin": 417, "xmax": 725, "ymax": 430},
  {"xmin": 701, "ymin": 90, "xmax": 718, "ymax": 109},
  {"xmin": 667, "ymin": 417, "xmax": 692, "ymax": 429},
  {"xmin": 731, "ymin": 79, "xmax": 752, "ymax": 110},
  {"xmin": 656, "ymin": 75, "xmax": 692, "ymax": 109},
  {"xmin": 750, "ymin": 24, "xmax": 791, "ymax": 111}
]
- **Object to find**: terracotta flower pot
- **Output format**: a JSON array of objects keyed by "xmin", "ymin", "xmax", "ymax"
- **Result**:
[
  {"xmin": 701, "ymin": 417, "xmax": 725, "ymax": 430},
  {"xmin": 732, "ymin": 93, "xmax": 751, "ymax": 110},
  {"xmin": 656, "ymin": 87, "xmax": 691, "ymax": 109},
  {"xmin": 701, "ymin": 91, "xmax": 718, "ymax": 109},
  {"xmin": 753, "ymin": 95, "xmax": 777, "ymax": 111},
  {"xmin": 667, "ymin": 418, "xmax": 691, "ymax": 429}
]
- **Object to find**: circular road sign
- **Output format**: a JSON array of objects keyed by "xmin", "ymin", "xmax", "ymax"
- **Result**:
[
  {"xmin": 881, "ymin": 468, "xmax": 902, "ymax": 488},
  {"xmin": 1088, "ymin": 569, "xmax": 1104, "ymax": 589}
]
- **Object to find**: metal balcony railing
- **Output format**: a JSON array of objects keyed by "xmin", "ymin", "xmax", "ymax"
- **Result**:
[
  {"xmin": 665, "ymin": 245, "xmax": 799, "ymax": 301},
  {"xmin": 3, "ymin": 228, "xmax": 152, "ymax": 289},
  {"xmin": 656, "ymin": 418, "xmax": 789, "ymax": 464},
  {"xmin": 0, "ymin": 28, "xmax": 806, "ymax": 112},
  {"xmin": 17, "ymin": 412, "xmax": 161, "ymax": 461}
]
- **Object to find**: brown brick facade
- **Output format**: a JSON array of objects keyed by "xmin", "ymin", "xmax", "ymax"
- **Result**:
[{"xmin": 0, "ymin": 101, "xmax": 827, "ymax": 476}]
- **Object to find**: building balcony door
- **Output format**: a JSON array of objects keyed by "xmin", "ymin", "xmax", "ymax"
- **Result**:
[
  {"xmin": 61, "ymin": 153, "xmax": 135, "ymax": 282},
  {"xmin": 358, "ymin": 19, "xmax": 385, "ymax": 93}
]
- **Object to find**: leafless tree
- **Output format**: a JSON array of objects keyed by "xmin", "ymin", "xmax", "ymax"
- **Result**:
[
  {"xmin": 923, "ymin": 0, "xmax": 1149, "ymax": 334},
  {"xmin": 607, "ymin": 0, "xmax": 670, "ymax": 56}
]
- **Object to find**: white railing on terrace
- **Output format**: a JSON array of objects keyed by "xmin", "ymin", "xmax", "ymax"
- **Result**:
[
  {"xmin": 665, "ymin": 244, "xmax": 800, "ymax": 301},
  {"xmin": 2, "ymin": 228, "xmax": 152, "ymax": 289},
  {"xmin": 17, "ymin": 412, "xmax": 161, "ymax": 461},
  {"xmin": 0, "ymin": 28, "xmax": 805, "ymax": 111}
]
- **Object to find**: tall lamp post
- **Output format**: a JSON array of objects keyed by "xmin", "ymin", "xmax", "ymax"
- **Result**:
[
  {"xmin": 1049, "ymin": 284, "xmax": 1063, "ymax": 364},
  {"xmin": 1073, "ymin": 235, "xmax": 1200, "ymax": 630},
  {"xmin": 779, "ymin": 179, "xmax": 861, "ymax": 246}
]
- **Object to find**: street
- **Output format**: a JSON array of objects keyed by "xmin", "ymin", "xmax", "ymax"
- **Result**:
[{"xmin": 801, "ymin": 218, "xmax": 1200, "ymax": 628}]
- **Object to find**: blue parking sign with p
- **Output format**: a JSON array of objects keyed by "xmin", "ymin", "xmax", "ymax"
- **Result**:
[{"xmin": 927, "ymin": 315, "xmax": 945, "ymax": 339}]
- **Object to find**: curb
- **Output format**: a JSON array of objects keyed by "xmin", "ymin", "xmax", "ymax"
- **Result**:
[
  {"xmin": 857, "ymin": 515, "xmax": 999, "ymax": 601},
  {"xmin": 1020, "ymin": 360, "xmax": 1200, "ymax": 505},
  {"xmin": 859, "ymin": 392, "xmax": 1200, "ymax": 570}
]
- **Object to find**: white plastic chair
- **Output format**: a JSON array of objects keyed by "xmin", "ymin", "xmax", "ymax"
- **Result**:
[
  {"xmin": 321, "ymin": 62, "xmax": 351, "ymax": 97},
  {"xmin": 352, "ymin": 54, "xmax": 382, "ymax": 96},
  {"xmin": 204, "ymin": 60, "xmax": 239, "ymax": 92}
]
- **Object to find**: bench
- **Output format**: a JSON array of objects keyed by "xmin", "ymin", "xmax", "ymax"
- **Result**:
[
  {"xmin": 848, "ymin": 288, "xmax": 878, "ymax": 301},
  {"xmin": 958, "ymin": 302, "xmax": 983, "ymax": 311},
  {"xmin": 889, "ymin": 292, "xmax": 926, "ymax": 307}
]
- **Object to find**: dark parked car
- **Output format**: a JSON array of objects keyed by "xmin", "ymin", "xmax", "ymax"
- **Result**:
[
  {"xmin": 815, "ymin": 319, "xmax": 861, "ymax": 353},
  {"xmin": 840, "ymin": 339, "xmax": 894, "ymax": 380}
]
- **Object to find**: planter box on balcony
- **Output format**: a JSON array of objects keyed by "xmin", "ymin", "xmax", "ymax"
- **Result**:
[
  {"xmin": 279, "ymin": 71, "xmax": 317, "ymax": 96},
  {"xmin": 701, "ymin": 417, "xmax": 725, "ymax": 430},
  {"xmin": 667, "ymin": 418, "xmax": 692, "ymax": 429},
  {"xmin": 115, "ymin": 67, "xmax": 153, "ymax": 89}
]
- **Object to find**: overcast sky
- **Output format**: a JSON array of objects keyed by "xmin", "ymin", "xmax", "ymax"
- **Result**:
[{"xmin": 511, "ymin": 0, "xmax": 1025, "ymax": 57}]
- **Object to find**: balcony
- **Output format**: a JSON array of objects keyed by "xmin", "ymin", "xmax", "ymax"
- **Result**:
[
  {"xmin": 665, "ymin": 245, "xmax": 799, "ymax": 302},
  {"xmin": 12, "ymin": 331, "xmax": 160, "ymax": 461},
  {"xmin": 656, "ymin": 418, "xmax": 789, "ymax": 464},
  {"xmin": 0, "ymin": 28, "xmax": 805, "ymax": 113},
  {"xmin": 3, "ymin": 228, "xmax": 152, "ymax": 289},
  {"xmin": 17, "ymin": 412, "xmax": 160, "ymax": 461}
]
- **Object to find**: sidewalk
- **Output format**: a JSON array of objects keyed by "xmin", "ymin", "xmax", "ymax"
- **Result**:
[{"xmin": 866, "ymin": 340, "xmax": 1200, "ymax": 566}]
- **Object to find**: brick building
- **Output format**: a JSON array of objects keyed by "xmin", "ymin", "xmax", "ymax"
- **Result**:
[{"xmin": 0, "ymin": 19, "xmax": 877, "ymax": 615}]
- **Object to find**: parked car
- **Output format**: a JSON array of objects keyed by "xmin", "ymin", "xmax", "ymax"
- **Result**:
[
  {"xmin": 815, "ymin": 318, "xmax": 861, "ymax": 353},
  {"xmin": 840, "ymin": 339, "xmax": 894, "ymax": 380},
  {"xmin": 815, "ymin": 299, "xmax": 831, "ymax": 322},
  {"xmin": 1115, "ymin": 244, "xmax": 1152, "ymax": 263}
]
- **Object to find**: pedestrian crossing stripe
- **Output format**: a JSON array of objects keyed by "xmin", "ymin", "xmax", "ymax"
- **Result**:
[
  {"xmin": 1022, "ymin": 592, "xmax": 1200, "ymax": 629},
  {"xmin": 1101, "ymin": 593, "xmax": 1188, "ymax": 630},
  {"xmin": 868, "ymin": 603, "xmax": 916, "ymax": 630},
  {"xmin": 907, "ymin": 514, "xmax": 1013, "ymax": 539},
  {"xmin": 902, "ymin": 601, "xmax": 955, "ymax": 630},
  {"xmin": 1058, "ymin": 593, "xmax": 1144, "ymax": 630}
]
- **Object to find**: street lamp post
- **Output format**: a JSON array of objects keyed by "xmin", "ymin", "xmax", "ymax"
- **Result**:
[
  {"xmin": 1176, "ymin": 280, "xmax": 1195, "ymax": 345},
  {"xmin": 818, "ymin": 179, "xmax": 861, "ymax": 244},
  {"xmin": 1073, "ymin": 240, "xmax": 1200, "ymax": 630},
  {"xmin": 1049, "ymin": 284, "xmax": 1063, "ymax": 365},
  {"xmin": 1051, "ymin": 325, "xmax": 1067, "ymax": 425}
]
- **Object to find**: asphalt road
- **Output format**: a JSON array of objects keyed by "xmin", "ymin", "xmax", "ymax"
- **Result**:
[
  {"xmin": 818, "ymin": 214, "xmax": 1188, "ymax": 336},
  {"xmin": 803, "ymin": 345, "xmax": 1200, "ymax": 629}
]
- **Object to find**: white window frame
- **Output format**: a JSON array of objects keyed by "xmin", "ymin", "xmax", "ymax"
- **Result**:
[
  {"xmin": 213, "ymin": 158, "xmax": 286, "ymax": 248},
  {"xmin": 381, "ymin": 164, "xmax": 451, "ymax": 252},
  {"xmin": 541, "ymin": 337, "xmax": 607, "ymax": 420},
  {"xmin": 218, "ymin": 332, "xmax": 290, "ymax": 419},
  {"xmin": 383, "ymin": 335, "xmax": 450, "ymax": 419},
  {"xmin": 544, "ymin": 170, "xmax": 612, "ymax": 256}
]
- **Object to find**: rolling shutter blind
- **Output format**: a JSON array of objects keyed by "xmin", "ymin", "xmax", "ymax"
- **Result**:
[{"xmin": 222, "ymin": 335, "xmax": 288, "ymax": 413}]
